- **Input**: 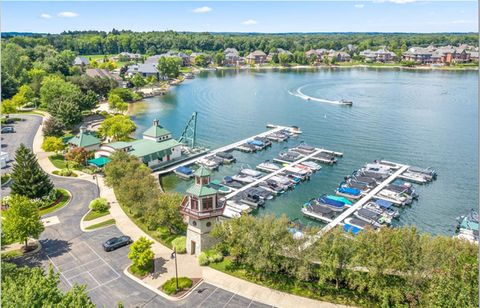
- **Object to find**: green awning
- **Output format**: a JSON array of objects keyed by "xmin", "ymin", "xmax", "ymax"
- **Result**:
[{"xmin": 88, "ymin": 157, "xmax": 111, "ymax": 168}]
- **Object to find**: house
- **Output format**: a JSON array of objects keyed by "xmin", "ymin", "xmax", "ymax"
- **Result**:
[
  {"xmin": 328, "ymin": 51, "xmax": 351, "ymax": 62},
  {"xmin": 189, "ymin": 52, "xmax": 212, "ymax": 66},
  {"xmin": 403, "ymin": 45, "xmax": 471, "ymax": 65},
  {"xmin": 95, "ymin": 119, "xmax": 182, "ymax": 168},
  {"xmin": 359, "ymin": 49, "xmax": 397, "ymax": 63},
  {"xmin": 245, "ymin": 50, "xmax": 267, "ymax": 65},
  {"xmin": 402, "ymin": 47, "xmax": 435, "ymax": 64},
  {"xmin": 67, "ymin": 126, "xmax": 102, "ymax": 152},
  {"xmin": 305, "ymin": 49, "xmax": 328, "ymax": 63},
  {"xmin": 224, "ymin": 48, "xmax": 244, "ymax": 66},
  {"xmin": 115, "ymin": 52, "xmax": 142, "ymax": 61},
  {"xmin": 149, "ymin": 52, "xmax": 191, "ymax": 67},
  {"xmin": 126, "ymin": 63, "xmax": 159, "ymax": 79},
  {"xmin": 468, "ymin": 51, "xmax": 479, "ymax": 62},
  {"xmin": 73, "ymin": 56, "xmax": 90, "ymax": 67},
  {"xmin": 266, "ymin": 48, "xmax": 293, "ymax": 62},
  {"xmin": 85, "ymin": 68, "xmax": 123, "ymax": 85}
]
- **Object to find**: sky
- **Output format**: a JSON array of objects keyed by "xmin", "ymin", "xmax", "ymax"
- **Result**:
[{"xmin": 2, "ymin": 1, "xmax": 478, "ymax": 33}]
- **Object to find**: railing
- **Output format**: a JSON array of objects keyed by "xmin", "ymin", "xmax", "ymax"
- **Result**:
[{"xmin": 180, "ymin": 198, "xmax": 225, "ymax": 219}]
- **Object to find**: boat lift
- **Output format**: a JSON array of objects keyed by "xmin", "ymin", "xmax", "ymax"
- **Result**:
[{"xmin": 178, "ymin": 112, "xmax": 198, "ymax": 148}]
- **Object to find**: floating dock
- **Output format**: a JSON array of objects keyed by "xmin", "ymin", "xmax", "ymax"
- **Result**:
[{"xmin": 153, "ymin": 125, "xmax": 299, "ymax": 177}]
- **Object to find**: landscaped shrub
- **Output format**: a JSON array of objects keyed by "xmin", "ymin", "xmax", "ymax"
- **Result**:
[
  {"xmin": 161, "ymin": 277, "xmax": 192, "ymax": 295},
  {"xmin": 208, "ymin": 252, "xmax": 224, "ymax": 263},
  {"xmin": 52, "ymin": 169, "xmax": 77, "ymax": 177},
  {"xmin": 198, "ymin": 252, "xmax": 209, "ymax": 266},
  {"xmin": 89, "ymin": 198, "xmax": 109, "ymax": 212},
  {"xmin": 171, "ymin": 236, "xmax": 186, "ymax": 254}
]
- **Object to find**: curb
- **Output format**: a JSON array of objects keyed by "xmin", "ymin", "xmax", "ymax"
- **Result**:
[
  {"xmin": 123, "ymin": 266, "xmax": 204, "ymax": 302},
  {"xmin": 1, "ymin": 177, "xmax": 12, "ymax": 187},
  {"xmin": 2, "ymin": 239, "xmax": 42, "ymax": 259},
  {"xmin": 80, "ymin": 210, "xmax": 113, "ymax": 232},
  {"xmin": 41, "ymin": 188, "xmax": 72, "ymax": 217}
]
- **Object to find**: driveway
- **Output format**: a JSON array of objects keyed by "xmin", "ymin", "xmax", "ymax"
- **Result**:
[{"xmin": 7, "ymin": 114, "xmax": 272, "ymax": 307}]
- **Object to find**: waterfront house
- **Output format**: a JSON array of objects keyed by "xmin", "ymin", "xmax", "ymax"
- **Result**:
[
  {"xmin": 328, "ymin": 51, "xmax": 351, "ymax": 62},
  {"xmin": 114, "ymin": 52, "xmax": 142, "ymax": 61},
  {"xmin": 189, "ymin": 52, "xmax": 212, "ymax": 66},
  {"xmin": 85, "ymin": 68, "xmax": 123, "ymax": 86},
  {"xmin": 402, "ymin": 47, "xmax": 434, "ymax": 64},
  {"xmin": 246, "ymin": 50, "xmax": 267, "ymax": 65},
  {"xmin": 67, "ymin": 126, "xmax": 102, "ymax": 152},
  {"xmin": 403, "ymin": 45, "xmax": 472, "ymax": 65},
  {"xmin": 359, "ymin": 48, "xmax": 397, "ymax": 63},
  {"xmin": 267, "ymin": 48, "xmax": 293, "ymax": 62},
  {"xmin": 305, "ymin": 49, "xmax": 328, "ymax": 64},
  {"xmin": 151, "ymin": 52, "xmax": 191, "ymax": 67},
  {"xmin": 95, "ymin": 119, "xmax": 182, "ymax": 168},
  {"xmin": 468, "ymin": 51, "xmax": 479, "ymax": 62},
  {"xmin": 73, "ymin": 56, "xmax": 90, "ymax": 72},
  {"xmin": 126, "ymin": 63, "xmax": 159, "ymax": 79},
  {"xmin": 224, "ymin": 48, "xmax": 244, "ymax": 66}
]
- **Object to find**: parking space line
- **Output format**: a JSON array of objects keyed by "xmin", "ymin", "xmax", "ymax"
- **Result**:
[
  {"xmin": 222, "ymin": 293, "xmax": 236, "ymax": 308},
  {"xmin": 62, "ymin": 258, "xmax": 100, "ymax": 274},
  {"xmin": 66, "ymin": 261, "xmax": 113, "ymax": 280},
  {"xmin": 84, "ymin": 242, "xmax": 121, "ymax": 279},
  {"xmin": 88, "ymin": 272, "xmax": 101, "ymax": 286},
  {"xmin": 246, "ymin": 299, "xmax": 254, "ymax": 308},
  {"xmin": 197, "ymin": 287, "xmax": 218, "ymax": 308},
  {"xmin": 68, "ymin": 251, "xmax": 79, "ymax": 261},
  {"xmin": 47, "ymin": 255, "xmax": 72, "ymax": 287},
  {"xmin": 86, "ymin": 276, "xmax": 121, "ymax": 293}
]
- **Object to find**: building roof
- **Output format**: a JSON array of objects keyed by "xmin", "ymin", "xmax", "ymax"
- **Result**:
[
  {"xmin": 128, "ymin": 139, "xmax": 180, "ymax": 158},
  {"xmin": 127, "ymin": 63, "xmax": 158, "ymax": 74},
  {"xmin": 87, "ymin": 156, "xmax": 111, "ymax": 168},
  {"xmin": 186, "ymin": 184, "xmax": 217, "ymax": 197},
  {"xmin": 143, "ymin": 120, "xmax": 171, "ymax": 138},
  {"xmin": 74, "ymin": 56, "xmax": 89, "ymax": 65},
  {"xmin": 104, "ymin": 141, "xmax": 131, "ymax": 150},
  {"xmin": 224, "ymin": 48, "xmax": 239, "ymax": 55},
  {"xmin": 85, "ymin": 68, "xmax": 122, "ymax": 81},
  {"xmin": 246, "ymin": 50, "xmax": 267, "ymax": 59},
  {"xmin": 68, "ymin": 130, "xmax": 101, "ymax": 148},
  {"xmin": 194, "ymin": 166, "xmax": 211, "ymax": 177}
]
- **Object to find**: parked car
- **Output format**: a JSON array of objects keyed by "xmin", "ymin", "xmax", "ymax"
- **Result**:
[
  {"xmin": 102, "ymin": 236, "xmax": 133, "ymax": 252},
  {"xmin": 1, "ymin": 126, "xmax": 15, "ymax": 133}
]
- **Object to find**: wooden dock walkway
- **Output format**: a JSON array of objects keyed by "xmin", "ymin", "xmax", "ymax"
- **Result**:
[
  {"xmin": 153, "ymin": 125, "xmax": 292, "ymax": 176},
  {"xmin": 303, "ymin": 164, "xmax": 409, "ymax": 248}
]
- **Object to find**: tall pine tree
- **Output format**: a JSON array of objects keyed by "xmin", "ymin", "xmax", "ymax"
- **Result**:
[{"xmin": 11, "ymin": 144, "xmax": 54, "ymax": 199}]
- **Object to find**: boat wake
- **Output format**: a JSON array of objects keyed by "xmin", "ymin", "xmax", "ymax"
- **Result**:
[{"xmin": 288, "ymin": 85, "xmax": 347, "ymax": 105}]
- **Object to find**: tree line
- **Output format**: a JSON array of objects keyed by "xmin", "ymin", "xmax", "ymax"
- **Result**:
[
  {"xmin": 4, "ymin": 31, "xmax": 477, "ymax": 56},
  {"xmin": 210, "ymin": 214, "xmax": 478, "ymax": 307}
]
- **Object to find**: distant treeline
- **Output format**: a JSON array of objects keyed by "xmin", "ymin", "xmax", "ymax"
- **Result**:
[{"xmin": 3, "ymin": 30, "xmax": 478, "ymax": 56}]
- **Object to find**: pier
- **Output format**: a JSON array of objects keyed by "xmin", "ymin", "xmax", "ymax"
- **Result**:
[
  {"xmin": 153, "ymin": 125, "xmax": 296, "ymax": 176},
  {"xmin": 304, "ymin": 164, "xmax": 409, "ymax": 248}
]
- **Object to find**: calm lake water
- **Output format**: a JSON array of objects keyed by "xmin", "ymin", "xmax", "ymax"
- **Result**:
[{"xmin": 130, "ymin": 68, "xmax": 478, "ymax": 235}]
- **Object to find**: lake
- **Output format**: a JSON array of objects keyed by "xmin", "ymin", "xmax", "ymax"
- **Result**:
[{"xmin": 129, "ymin": 68, "xmax": 478, "ymax": 235}]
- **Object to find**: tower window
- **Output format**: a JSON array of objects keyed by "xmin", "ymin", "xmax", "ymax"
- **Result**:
[
  {"xmin": 191, "ymin": 197, "xmax": 198, "ymax": 210},
  {"xmin": 202, "ymin": 197, "xmax": 213, "ymax": 210}
]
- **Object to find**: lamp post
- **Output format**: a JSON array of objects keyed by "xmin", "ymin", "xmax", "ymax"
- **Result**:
[
  {"xmin": 170, "ymin": 247, "xmax": 179, "ymax": 292},
  {"xmin": 92, "ymin": 174, "xmax": 100, "ymax": 196}
]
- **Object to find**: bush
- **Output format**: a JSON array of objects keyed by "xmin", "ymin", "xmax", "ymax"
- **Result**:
[
  {"xmin": 42, "ymin": 117, "xmax": 66, "ymax": 137},
  {"xmin": 89, "ymin": 198, "xmax": 109, "ymax": 212},
  {"xmin": 208, "ymin": 252, "xmax": 224, "ymax": 263},
  {"xmin": 198, "ymin": 252, "xmax": 210, "ymax": 266},
  {"xmin": 52, "ymin": 169, "xmax": 77, "ymax": 177},
  {"xmin": 161, "ymin": 277, "xmax": 192, "ymax": 295},
  {"xmin": 171, "ymin": 236, "xmax": 186, "ymax": 254}
]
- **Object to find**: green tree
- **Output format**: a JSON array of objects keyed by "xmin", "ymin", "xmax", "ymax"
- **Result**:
[
  {"xmin": 158, "ymin": 57, "xmax": 181, "ymax": 79},
  {"xmin": 12, "ymin": 85, "xmax": 34, "ymax": 107},
  {"xmin": 1, "ymin": 99, "xmax": 18, "ymax": 115},
  {"xmin": 1, "ymin": 262, "xmax": 95, "ymax": 307},
  {"xmin": 11, "ymin": 144, "xmax": 54, "ymax": 199},
  {"xmin": 213, "ymin": 52, "xmax": 225, "ymax": 66},
  {"xmin": 2, "ymin": 195, "xmax": 44, "ymax": 250},
  {"xmin": 41, "ymin": 136, "xmax": 66, "ymax": 154},
  {"xmin": 98, "ymin": 115, "xmax": 136, "ymax": 141},
  {"xmin": 307, "ymin": 53, "xmax": 318, "ymax": 65},
  {"xmin": 128, "ymin": 237, "xmax": 154, "ymax": 270},
  {"xmin": 108, "ymin": 93, "xmax": 128, "ymax": 113},
  {"xmin": 79, "ymin": 90, "xmax": 99, "ymax": 111},
  {"xmin": 131, "ymin": 73, "xmax": 146, "ymax": 89},
  {"xmin": 27, "ymin": 68, "xmax": 47, "ymax": 97},
  {"xmin": 147, "ymin": 193, "xmax": 184, "ymax": 233},
  {"xmin": 278, "ymin": 53, "xmax": 290, "ymax": 66},
  {"xmin": 194, "ymin": 54, "xmax": 209, "ymax": 67},
  {"xmin": 294, "ymin": 51, "xmax": 307, "ymax": 65},
  {"xmin": 1, "ymin": 43, "xmax": 30, "ymax": 99},
  {"xmin": 42, "ymin": 117, "xmax": 66, "ymax": 137},
  {"xmin": 65, "ymin": 147, "xmax": 89, "ymax": 165}
]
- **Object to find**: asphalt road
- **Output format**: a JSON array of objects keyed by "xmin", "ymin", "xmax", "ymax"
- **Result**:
[{"xmin": 6, "ymin": 115, "xmax": 272, "ymax": 308}]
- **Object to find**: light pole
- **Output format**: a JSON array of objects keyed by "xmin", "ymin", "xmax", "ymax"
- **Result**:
[
  {"xmin": 92, "ymin": 174, "xmax": 100, "ymax": 197},
  {"xmin": 170, "ymin": 247, "xmax": 179, "ymax": 292}
]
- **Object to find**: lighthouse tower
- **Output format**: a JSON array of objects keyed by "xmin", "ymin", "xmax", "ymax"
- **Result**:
[{"xmin": 180, "ymin": 166, "xmax": 225, "ymax": 255}]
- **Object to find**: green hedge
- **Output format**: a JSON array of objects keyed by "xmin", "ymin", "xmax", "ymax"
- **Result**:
[
  {"xmin": 161, "ymin": 277, "xmax": 192, "ymax": 295},
  {"xmin": 198, "ymin": 250, "xmax": 224, "ymax": 266},
  {"xmin": 171, "ymin": 236, "xmax": 186, "ymax": 254}
]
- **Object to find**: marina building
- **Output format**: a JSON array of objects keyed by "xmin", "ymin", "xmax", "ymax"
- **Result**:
[{"xmin": 67, "ymin": 126, "xmax": 102, "ymax": 152}]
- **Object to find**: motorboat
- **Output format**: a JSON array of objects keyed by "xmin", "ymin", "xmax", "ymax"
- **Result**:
[
  {"xmin": 364, "ymin": 163, "xmax": 392, "ymax": 174},
  {"xmin": 238, "ymin": 193, "xmax": 265, "ymax": 208},
  {"xmin": 256, "ymin": 161, "xmax": 281, "ymax": 172},
  {"xmin": 324, "ymin": 195, "xmax": 353, "ymax": 205},
  {"xmin": 285, "ymin": 166, "xmax": 311, "ymax": 177},
  {"xmin": 291, "ymin": 143, "xmax": 316, "ymax": 155},
  {"xmin": 275, "ymin": 151, "xmax": 301, "ymax": 162},
  {"xmin": 267, "ymin": 132, "xmax": 288, "ymax": 142},
  {"xmin": 252, "ymin": 187, "xmax": 274, "ymax": 200},
  {"xmin": 222, "ymin": 176, "xmax": 244, "ymax": 189},
  {"xmin": 375, "ymin": 189, "xmax": 410, "ymax": 206},
  {"xmin": 196, "ymin": 157, "xmax": 219, "ymax": 170},
  {"xmin": 247, "ymin": 139, "xmax": 265, "ymax": 151},
  {"xmin": 365, "ymin": 199, "xmax": 400, "ymax": 219},
  {"xmin": 284, "ymin": 173, "xmax": 302, "ymax": 184},
  {"xmin": 259, "ymin": 180, "xmax": 285, "ymax": 194},
  {"xmin": 173, "ymin": 166, "xmax": 194, "ymax": 179},
  {"xmin": 343, "ymin": 180, "xmax": 371, "ymax": 193},
  {"xmin": 339, "ymin": 99, "xmax": 353, "ymax": 106},
  {"xmin": 232, "ymin": 174, "xmax": 257, "ymax": 184},
  {"xmin": 207, "ymin": 156, "xmax": 224, "ymax": 166},
  {"xmin": 254, "ymin": 136, "xmax": 272, "ymax": 147},
  {"xmin": 336, "ymin": 186, "xmax": 362, "ymax": 200},
  {"xmin": 313, "ymin": 152, "xmax": 337, "ymax": 164},
  {"xmin": 300, "ymin": 161, "xmax": 321, "ymax": 171},
  {"xmin": 222, "ymin": 206, "xmax": 241, "ymax": 218},
  {"xmin": 350, "ymin": 176, "xmax": 378, "ymax": 186},
  {"xmin": 354, "ymin": 208, "xmax": 384, "ymax": 227},
  {"xmin": 226, "ymin": 200, "xmax": 252, "ymax": 213},
  {"xmin": 408, "ymin": 166, "xmax": 437, "ymax": 180},
  {"xmin": 270, "ymin": 175, "xmax": 295, "ymax": 189},
  {"xmin": 240, "ymin": 168, "xmax": 263, "ymax": 178},
  {"xmin": 306, "ymin": 197, "xmax": 346, "ymax": 212},
  {"xmin": 302, "ymin": 203, "xmax": 337, "ymax": 223},
  {"xmin": 386, "ymin": 183, "xmax": 418, "ymax": 199},
  {"xmin": 215, "ymin": 151, "xmax": 236, "ymax": 164},
  {"xmin": 208, "ymin": 179, "xmax": 234, "ymax": 194},
  {"xmin": 354, "ymin": 170, "xmax": 389, "ymax": 181}
]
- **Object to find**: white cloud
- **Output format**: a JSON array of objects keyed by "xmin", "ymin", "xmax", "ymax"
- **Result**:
[
  {"xmin": 354, "ymin": 4, "xmax": 365, "ymax": 8},
  {"xmin": 242, "ymin": 19, "xmax": 258, "ymax": 25},
  {"xmin": 58, "ymin": 11, "xmax": 78, "ymax": 18},
  {"xmin": 40, "ymin": 13, "xmax": 52, "ymax": 19},
  {"xmin": 192, "ymin": 6, "xmax": 212, "ymax": 13}
]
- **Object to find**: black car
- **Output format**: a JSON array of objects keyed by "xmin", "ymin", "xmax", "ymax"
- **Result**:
[
  {"xmin": 103, "ymin": 236, "xmax": 133, "ymax": 252},
  {"xmin": 1, "ymin": 126, "xmax": 15, "ymax": 133}
]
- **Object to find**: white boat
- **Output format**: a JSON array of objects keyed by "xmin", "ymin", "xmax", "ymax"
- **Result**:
[
  {"xmin": 300, "ymin": 161, "xmax": 321, "ymax": 171},
  {"xmin": 226, "ymin": 200, "xmax": 252, "ymax": 213},
  {"xmin": 240, "ymin": 168, "xmax": 263, "ymax": 178},
  {"xmin": 223, "ymin": 207, "xmax": 241, "ymax": 218},
  {"xmin": 232, "ymin": 174, "xmax": 257, "ymax": 184},
  {"xmin": 271, "ymin": 175, "xmax": 295, "ymax": 187},
  {"xmin": 196, "ymin": 157, "xmax": 219, "ymax": 170},
  {"xmin": 375, "ymin": 189, "xmax": 409, "ymax": 205},
  {"xmin": 256, "ymin": 161, "xmax": 280, "ymax": 172},
  {"xmin": 285, "ymin": 166, "xmax": 311, "ymax": 176}
]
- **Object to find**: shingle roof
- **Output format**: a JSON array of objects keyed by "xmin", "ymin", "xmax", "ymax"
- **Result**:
[
  {"xmin": 74, "ymin": 57, "xmax": 89, "ymax": 65},
  {"xmin": 143, "ymin": 123, "xmax": 171, "ymax": 138},
  {"xmin": 129, "ymin": 139, "xmax": 180, "ymax": 158},
  {"xmin": 68, "ymin": 131, "xmax": 101, "ymax": 148},
  {"xmin": 186, "ymin": 184, "xmax": 217, "ymax": 197}
]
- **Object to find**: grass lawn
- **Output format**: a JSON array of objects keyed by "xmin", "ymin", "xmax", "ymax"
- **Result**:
[
  {"xmin": 49, "ymin": 154, "xmax": 69, "ymax": 169},
  {"xmin": 39, "ymin": 188, "xmax": 71, "ymax": 216},
  {"xmin": 1, "ymin": 248, "xmax": 23, "ymax": 260},
  {"xmin": 209, "ymin": 257, "xmax": 371, "ymax": 307},
  {"xmin": 85, "ymin": 218, "xmax": 115, "ymax": 230},
  {"xmin": 84, "ymin": 209, "xmax": 110, "ymax": 221}
]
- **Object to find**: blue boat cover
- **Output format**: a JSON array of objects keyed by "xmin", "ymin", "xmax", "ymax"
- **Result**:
[
  {"xmin": 224, "ymin": 176, "xmax": 233, "ymax": 182},
  {"xmin": 344, "ymin": 224, "xmax": 362, "ymax": 235},
  {"xmin": 175, "ymin": 166, "xmax": 193, "ymax": 175},
  {"xmin": 248, "ymin": 140, "xmax": 263, "ymax": 146},
  {"xmin": 319, "ymin": 196, "xmax": 345, "ymax": 208},
  {"xmin": 338, "ymin": 187, "xmax": 361, "ymax": 196},
  {"xmin": 375, "ymin": 199, "xmax": 393, "ymax": 209}
]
